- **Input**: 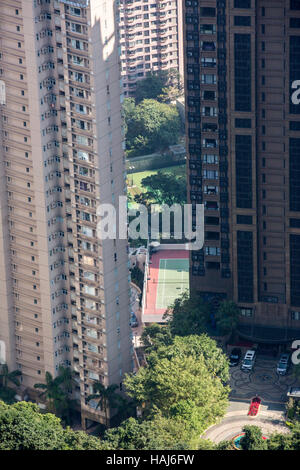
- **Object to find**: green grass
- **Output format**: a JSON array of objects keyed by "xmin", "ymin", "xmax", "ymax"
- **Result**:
[
  {"xmin": 156, "ymin": 258, "xmax": 189, "ymax": 310},
  {"xmin": 127, "ymin": 164, "xmax": 186, "ymax": 197}
]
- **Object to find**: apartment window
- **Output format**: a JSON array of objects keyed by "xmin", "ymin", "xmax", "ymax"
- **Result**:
[
  {"xmin": 200, "ymin": 7, "xmax": 216, "ymax": 16},
  {"xmin": 290, "ymin": 138, "xmax": 300, "ymax": 211},
  {"xmin": 240, "ymin": 308, "xmax": 253, "ymax": 317},
  {"xmin": 237, "ymin": 231, "xmax": 253, "ymax": 302},
  {"xmin": 291, "ymin": 311, "xmax": 300, "ymax": 320},
  {"xmin": 15, "ymin": 9, "xmax": 19, "ymax": 15},
  {"xmin": 18, "ymin": 42, "xmax": 21, "ymax": 48},
  {"xmin": 234, "ymin": 0, "xmax": 251, "ymax": 7},
  {"xmin": 20, "ymin": 74, "xmax": 23, "ymax": 80},
  {"xmin": 290, "ymin": 218, "xmax": 300, "ymax": 228},
  {"xmin": 290, "ymin": 18, "xmax": 300, "ymax": 28},
  {"xmin": 291, "ymin": 0, "xmax": 300, "ymax": 10},
  {"xmin": 234, "ymin": 16, "xmax": 251, "ymax": 26},
  {"xmin": 290, "ymin": 36, "xmax": 300, "ymax": 115},
  {"xmin": 17, "ymin": 26, "xmax": 20, "ymax": 32},
  {"xmin": 236, "ymin": 135, "xmax": 252, "ymax": 208},
  {"xmin": 237, "ymin": 215, "xmax": 253, "ymax": 224},
  {"xmin": 291, "ymin": 234, "xmax": 300, "ymax": 306},
  {"xmin": 234, "ymin": 34, "xmax": 251, "ymax": 111},
  {"xmin": 235, "ymin": 118, "xmax": 251, "ymax": 128}
]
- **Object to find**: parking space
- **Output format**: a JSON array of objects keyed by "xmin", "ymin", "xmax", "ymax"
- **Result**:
[{"xmin": 229, "ymin": 355, "xmax": 300, "ymax": 403}]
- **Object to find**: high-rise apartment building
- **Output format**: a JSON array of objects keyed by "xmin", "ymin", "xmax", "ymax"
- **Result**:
[
  {"xmin": 184, "ymin": 0, "xmax": 300, "ymax": 343},
  {"xmin": 118, "ymin": 0, "xmax": 184, "ymax": 97},
  {"xmin": 0, "ymin": 0, "xmax": 133, "ymax": 427}
]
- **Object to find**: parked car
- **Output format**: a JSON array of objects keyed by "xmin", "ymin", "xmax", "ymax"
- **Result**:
[
  {"xmin": 229, "ymin": 348, "xmax": 242, "ymax": 367},
  {"xmin": 130, "ymin": 312, "xmax": 138, "ymax": 328},
  {"xmin": 277, "ymin": 353, "xmax": 290, "ymax": 375},
  {"xmin": 241, "ymin": 350, "xmax": 256, "ymax": 372}
]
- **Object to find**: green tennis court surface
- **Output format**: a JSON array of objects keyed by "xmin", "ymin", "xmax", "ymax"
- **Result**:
[{"xmin": 156, "ymin": 258, "xmax": 189, "ymax": 310}]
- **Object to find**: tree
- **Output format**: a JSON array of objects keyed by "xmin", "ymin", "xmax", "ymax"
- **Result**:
[
  {"xmin": 0, "ymin": 401, "xmax": 104, "ymax": 450},
  {"xmin": 103, "ymin": 414, "xmax": 193, "ymax": 450},
  {"xmin": 34, "ymin": 371, "xmax": 65, "ymax": 413},
  {"xmin": 34, "ymin": 368, "xmax": 78, "ymax": 424},
  {"xmin": 123, "ymin": 99, "xmax": 181, "ymax": 157},
  {"xmin": 164, "ymin": 291, "xmax": 210, "ymax": 337},
  {"xmin": 130, "ymin": 265, "xmax": 144, "ymax": 292},
  {"xmin": 146, "ymin": 335, "xmax": 230, "ymax": 384},
  {"xmin": 135, "ymin": 69, "xmax": 183, "ymax": 104},
  {"xmin": 215, "ymin": 301, "xmax": 240, "ymax": 337},
  {"xmin": 139, "ymin": 171, "xmax": 187, "ymax": 205},
  {"xmin": 240, "ymin": 425, "xmax": 268, "ymax": 450},
  {"xmin": 135, "ymin": 71, "xmax": 169, "ymax": 103},
  {"xmin": 0, "ymin": 364, "xmax": 22, "ymax": 389},
  {"xmin": 141, "ymin": 324, "xmax": 173, "ymax": 354},
  {"xmin": 87, "ymin": 382, "xmax": 122, "ymax": 427},
  {"xmin": 124, "ymin": 335, "xmax": 230, "ymax": 436}
]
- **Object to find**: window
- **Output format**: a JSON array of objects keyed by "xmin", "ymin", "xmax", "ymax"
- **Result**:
[
  {"xmin": 234, "ymin": 0, "xmax": 251, "ymax": 7},
  {"xmin": 290, "ymin": 18, "xmax": 300, "ymax": 28},
  {"xmin": 237, "ymin": 231, "xmax": 253, "ymax": 302},
  {"xmin": 234, "ymin": 16, "xmax": 251, "ymax": 26},
  {"xmin": 237, "ymin": 215, "xmax": 253, "ymax": 224},
  {"xmin": 236, "ymin": 135, "xmax": 252, "ymax": 208},
  {"xmin": 240, "ymin": 308, "xmax": 253, "ymax": 317},
  {"xmin": 200, "ymin": 7, "xmax": 216, "ymax": 16},
  {"xmin": 291, "ymin": 0, "xmax": 300, "ymax": 10},
  {"xmin": 235, "ymin": 118, "xmax": 251, "ymax": 128},
  {"xmin": 235, "ymin": 34, "xmax": 251, "ymax": 111}
]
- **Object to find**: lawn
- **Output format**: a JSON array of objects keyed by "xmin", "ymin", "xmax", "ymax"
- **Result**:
[{"xmin": 128, "ymin": 164, "xmax": 186, "ymax": 197}]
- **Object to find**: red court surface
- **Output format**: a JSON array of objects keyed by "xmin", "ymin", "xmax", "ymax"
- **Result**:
[{"xmin": 142, "ymin": 249, "xmax": 189, "ymax": 323}]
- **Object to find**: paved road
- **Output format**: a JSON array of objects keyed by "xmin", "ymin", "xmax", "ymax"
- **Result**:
[{"xmin": 203, "ymin": 400, "xmax": 289, "ymax": 443}]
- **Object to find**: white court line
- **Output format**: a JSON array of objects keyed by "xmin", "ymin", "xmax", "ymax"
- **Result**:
[
  {"xmin": 158, "ymin": 259, "xmax": 167, "ymax": 309},
  {"xmin": 157, "ymin": 258, "xmax": 189, "ymax": 309}
]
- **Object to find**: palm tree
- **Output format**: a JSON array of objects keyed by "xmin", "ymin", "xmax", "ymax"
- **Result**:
[
  {"xmin": 34, "ymin": 368, "xmax": 78, "ymax": 424},
  {"xmin": 87, "ymin": 382, "xmax": 121, "ymax": 427},
  {"xmin": 56, "ymin": 366, "xmax": 77, "ymax": 394},
  {"xmin": 34, "ymin": 371, "xmax": 64, "ymax": 413},
  {"xmin": 0, "ymin": 364, "xmax": 22, "ymax": 389}
]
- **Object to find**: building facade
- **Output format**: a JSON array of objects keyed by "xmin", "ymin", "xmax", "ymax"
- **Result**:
[
  {"xmin": 184, "ymin": 0, "xmax": 300, "ymax": 343},
  {"xmin": 0, "ymin": 0, "xmax": 133, "ymax": 427},
  {"xmin": 118, "ymin": 0, "xmax": 184, "ymax": 97}
]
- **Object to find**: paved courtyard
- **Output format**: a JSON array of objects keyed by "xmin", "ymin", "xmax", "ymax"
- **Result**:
[
  {"xmin": 229, "ymin": 356, "xmax": 299, "ymax": 402},
  {"xmin": 203, "ymin": 355, "xmax": 300, "ymax": 444}
]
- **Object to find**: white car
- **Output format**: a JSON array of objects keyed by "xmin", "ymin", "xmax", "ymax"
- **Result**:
[{"xmin": 241, "ymin": 350, "xmax": 256, "ymax": 372}]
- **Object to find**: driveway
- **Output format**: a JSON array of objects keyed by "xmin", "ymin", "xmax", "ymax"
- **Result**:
[{"xmin": 229, "ymin": 356, "xmax": 299, "ymax": 403}]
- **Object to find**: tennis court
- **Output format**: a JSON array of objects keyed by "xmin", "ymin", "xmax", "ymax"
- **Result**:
[
  {"xmin": 156, "ymin": 258, "xmax": 189, "ymax": 309},
  {"xmin": 142, "ymin": 249, "xmax": 190, "ymax": 323}
]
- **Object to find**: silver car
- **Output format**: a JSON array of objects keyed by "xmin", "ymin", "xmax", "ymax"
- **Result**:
[{"xmin": 277, "ymin": 353, "xmax": 290, "ymax": 375}]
